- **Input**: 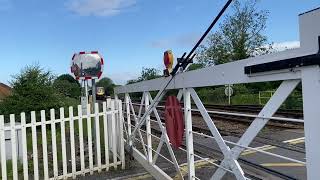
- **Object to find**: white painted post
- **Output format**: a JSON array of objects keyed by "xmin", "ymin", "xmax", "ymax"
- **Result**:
[
  {"xmin": 50, "ymin": 109, "xmax": 58, "ymax": 178},
  {"xmin": 60, "ymin": 108, "xmax": 67, "ymax": 178},
  {"xmin": 184, "ymin": 89, "xmax": 195, "ymax": 180},
  {"xmin": 118, "ymin": 100, "xmax": 125, "ymax": 169},
  {"xmin": 102, "ymin": 102, "xmax": 109, "ymax": 171},
  {"xmin": 0, "ymin": 115, "xmax": 6, "ymax": 180},
  {"xmin": 10, "ymin": 114, "xmax": 18, "ymax": 180},
  {"xmin": 111, "ymin": 100, "xmax": 117, "ymax": 170},
  {"xmin": 31, "ymin": 111, "xmax": 39, "ymax": 180},
  {"xmin": 145, "ymin": 92, "xmax": 152, "ymax": 164},
  {"xmin": 94, "ymin": 103, "xmax": 102, "ymax": 172},
  {"xmin": 20, "ymin": 113, "xmax": 28, "ymax": 180},
  {"xmin": 87, "ymin": 104, "xmax": 94, "ymax": 174},
  {"xmin": 77, "ymin": 105, "xmax": 85, "ymax": 175},
  {"xmin": 301, "ymin": 66, "xmax": 320, "ymax": 180},
  {"xmin": 40, "ymin": 110, "xmax": 49, "ymax": 180},
  {"xmin": 125, "ymin": 93, "xmax": 132, "ymax": 146},
  {"xmin": 69, "ymin": 107, "xmax": 76, "ymax": 179}
]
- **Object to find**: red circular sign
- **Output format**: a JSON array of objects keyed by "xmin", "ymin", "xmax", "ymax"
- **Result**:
[{"xmin": 164, "ymin": 96, "xmax": 184, "ymax": 149}]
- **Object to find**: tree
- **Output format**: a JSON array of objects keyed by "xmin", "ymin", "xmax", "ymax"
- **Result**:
[
  {"xmin": 197, "ymin": 0, "xmax": 269, "ymax": 66},
  {"xmin": 96, "ymin": 77, "xmax": 116, "ymax": 96},
  {"xmin": 53, "ymin": 74, "xmax": 81, "ymax": 99},
  {"xmin": 0, "ymin": 65, "xmax": 65, "ymax": 121},
  {"xmin": 127, "ymin": 67, "xmax": 161, "ymax": 84}
]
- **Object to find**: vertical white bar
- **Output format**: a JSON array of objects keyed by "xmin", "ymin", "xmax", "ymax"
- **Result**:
[
  {"xmin": 94, "ymin": 103, "xmax": 102, "ymax": 172},
  {"xmin": 184, "ymin": 89, "xmax": 195, "ymax": 180},
  {"xmin": 145, "ymin": 92, "xmax": 152, "ymax": 163},
  {"xmin": 10, "ymin": 114, "xmax": 18, "ymax": 180},
  {"xmin": 40, "ymin": 110, "xmax": 49, "ymax": 180},
  {"xmin": 125, "ymin": 93, "xmax": 131, "ymax": 146},
  {"xmin": 118, "ymin": 100, "xmax": 125, "ymax": 169},
  {"xmin": 77, "ymin": 105, "xmax": 85, "ymax": 175},
  {"xmin": 69, "ymin": 107, "xmax": 76, "ymax": 179},
  {"xmin": 111, "ymin": 100, "xmax": 117, "ymax": 169},
  {"xmin": 301, "ymin": 66, "xmax": 320, "ymax": 180},
  {"xmin": 50, "ymin": 109, "xmax": 58, "ymax": 178},
  {"xmin": 87, "ymin": 104, "xmax": 94, "ymax": 174},
  {"xmin": 31, "ymin": 111, "xmax": 39, "ymax": 180},
  {"xmin": 0, "ymin": 115, "xmax": 7, "ymax": 180},
  {"xmin": 60, "ymin": 108, "xmax": 67, "ymax": 178},
  {"xmin": 21, "ymin": 113, "xmax": 28, "ymax": 180},
  {"xmin": 102, "ymin": 102, "xmax": 109, "ymax": 171}
]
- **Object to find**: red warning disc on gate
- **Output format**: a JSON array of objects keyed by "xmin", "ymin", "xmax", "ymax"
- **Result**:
[{"xmin": 164, "ymin": 96, "xmax": 184, "ymax": 149}]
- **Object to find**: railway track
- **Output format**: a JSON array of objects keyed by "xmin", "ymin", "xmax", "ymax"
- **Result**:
[
  {"xmin": 126, "ymin": 102, "xmax": 305, "ymax": 179},
  {"xmin": 131, "ymin": 121, "xmax": 299, "ymax": 180}
]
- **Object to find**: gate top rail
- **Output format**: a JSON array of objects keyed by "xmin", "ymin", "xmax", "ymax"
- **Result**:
[{"xmin": 115, "ymin": 8, "xmax": 320, "ymax": 94}]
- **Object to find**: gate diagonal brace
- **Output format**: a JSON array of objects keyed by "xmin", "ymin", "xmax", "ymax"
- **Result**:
[
  {"xmin": 146, "ymin": 92, "xmax": 184, "ymax": 179},
  {"xmin": 152, "ymin": 89, "xmax": 183, "ymax": 165},
  {"xmin": 188, "ymin": 88, "xmax": 246, "ymax": 180},
  {"xmin": 211, "ymin": 79, "xmax": 300, "ymax": 180}
]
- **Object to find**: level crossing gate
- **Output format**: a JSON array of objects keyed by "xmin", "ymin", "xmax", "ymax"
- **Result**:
[{"xmin": 114, "ymin": 8, "xmax": 320, "ymax": 180}]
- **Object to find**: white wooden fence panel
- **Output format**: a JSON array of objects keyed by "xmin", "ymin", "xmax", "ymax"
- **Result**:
[
  {"xmin": 60, "ymin": 108, "xmax": 68, "ymax": 178},
  {"xmin": 50, "ymin": 109, "xmax": 59, "ymax": 178},
  {"xmin": 103, "ymin": 102, "xmax": 109, "ymax": 171},
  {"xmin": 10, "ymin": 114, "xmax": 18, "ymax": 180},
  {"xmin": 31, "ymin": 111, "xmax": 39, "ymax": 180},
  {"xmin": 69, "ymin": 107, "xmax": 76, "ymax": 178},
  {"xmin": 21, "ymin": 113, "xmax": 28, "ymax": 180},
  {"xmin": 86, "ymin": 104, "xmax": 94, "ymax": 174},
  {"xmin": 0, "ymin": 115, "xmax": 7, "ymax": 180},
  {"xmin": 94, "ymin": 103, "xmax": 102, "ymax": 172},
  {"xmin": 77, "ymin": 105, "xmax": 85, "ymax": 175},
  {"xmin": 41, "ymin": 110, "xmax": 49, "ymax": 180},
  {"xmin": 0, "ymin": 100, "xmax": 124, "ymax": 179}
]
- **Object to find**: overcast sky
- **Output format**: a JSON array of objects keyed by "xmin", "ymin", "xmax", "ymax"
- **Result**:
[{"xmin": 0, "ymin": 0, "xmax": 319, "ymax": 85}]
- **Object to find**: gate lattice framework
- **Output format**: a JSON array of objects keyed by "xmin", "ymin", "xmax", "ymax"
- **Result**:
[{"xmin": 115, "ymin": 8, "xmax": 320, "ymax": 180}]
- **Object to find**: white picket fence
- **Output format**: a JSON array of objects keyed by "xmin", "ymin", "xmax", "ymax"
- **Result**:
[{"xmin": 0, "ymin": 100, "xmax": 125, "ymax": 180}]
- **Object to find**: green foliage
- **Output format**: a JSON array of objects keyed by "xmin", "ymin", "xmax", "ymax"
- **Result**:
[
  {"xmin": 197, "ymin": 0, "xmax": 270, "ymax": 66},
  {"xmin": 53, "ymin": 74, "xmax": 81, "ymax": 99},
  {"xmin": 188, "ymin": 63, "xmax": 205, "ymax": 71},
  {"xmin": 0, "ymin": 65, "xmax": 64, "ymax": 119},
  {"xmin": 96, "ymin": 77, "xmax": 116, "ymax": 96},
  {"xmin": 127, "ymin": 67, "xmax": 161, "ymax": 84}
]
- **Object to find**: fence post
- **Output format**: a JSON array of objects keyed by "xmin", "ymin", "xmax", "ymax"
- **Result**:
[
  {"xmin": 94, "ymin": 103, "xmax": 102, "ymax": 172},
  {"xmin": 31, "ymin": 111, "xmax": 39, "ymax": 180},
  {"xmin": 0, "ymin": 115, "xmax": 6, "ymax": 180},
  {"xmin": 50, "ymin": 109, "xmax": 58, "ymax": 178},
  {"xmin": 41, "ymin": 110, "xmax": 49, "ymax": 180},
  {"xmin": 21, "ymin": 113, "xmax": 28, "ymax": 180},
  {"xmin": 102, "ymin": 102, "xmax": 109, "ymax": 171},
  {"xmin": 9, "ymin": 114, "xmax": 18, "ymax": 180},
  {"xmin": 60, "ymin": 108, "xmax": 68, "ymax": 179},
  {"xmin": 69, "ymin": 107, "xmax": 76, "ymax": 179},
  {"xmin": 87, "ymin": 104, "xmax": 94, "ymax": 174},
  {"xmin": 77, "ymin": 105, "xmax": 85, "ymax": 175}
]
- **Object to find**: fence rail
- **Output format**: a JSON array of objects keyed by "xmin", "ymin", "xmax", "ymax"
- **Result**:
[{"xmin": 0, "ymin": 100, "xmax": 124, "ymax": 180}]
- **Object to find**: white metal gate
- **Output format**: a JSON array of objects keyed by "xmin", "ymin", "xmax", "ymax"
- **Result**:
[
  {"xmin": 0, "ymin": 99, "xmax": 125, "ymax": 180},
  {"xmin": 114, "ymin": 8, "xmax": 320, "ymax": 180}
]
